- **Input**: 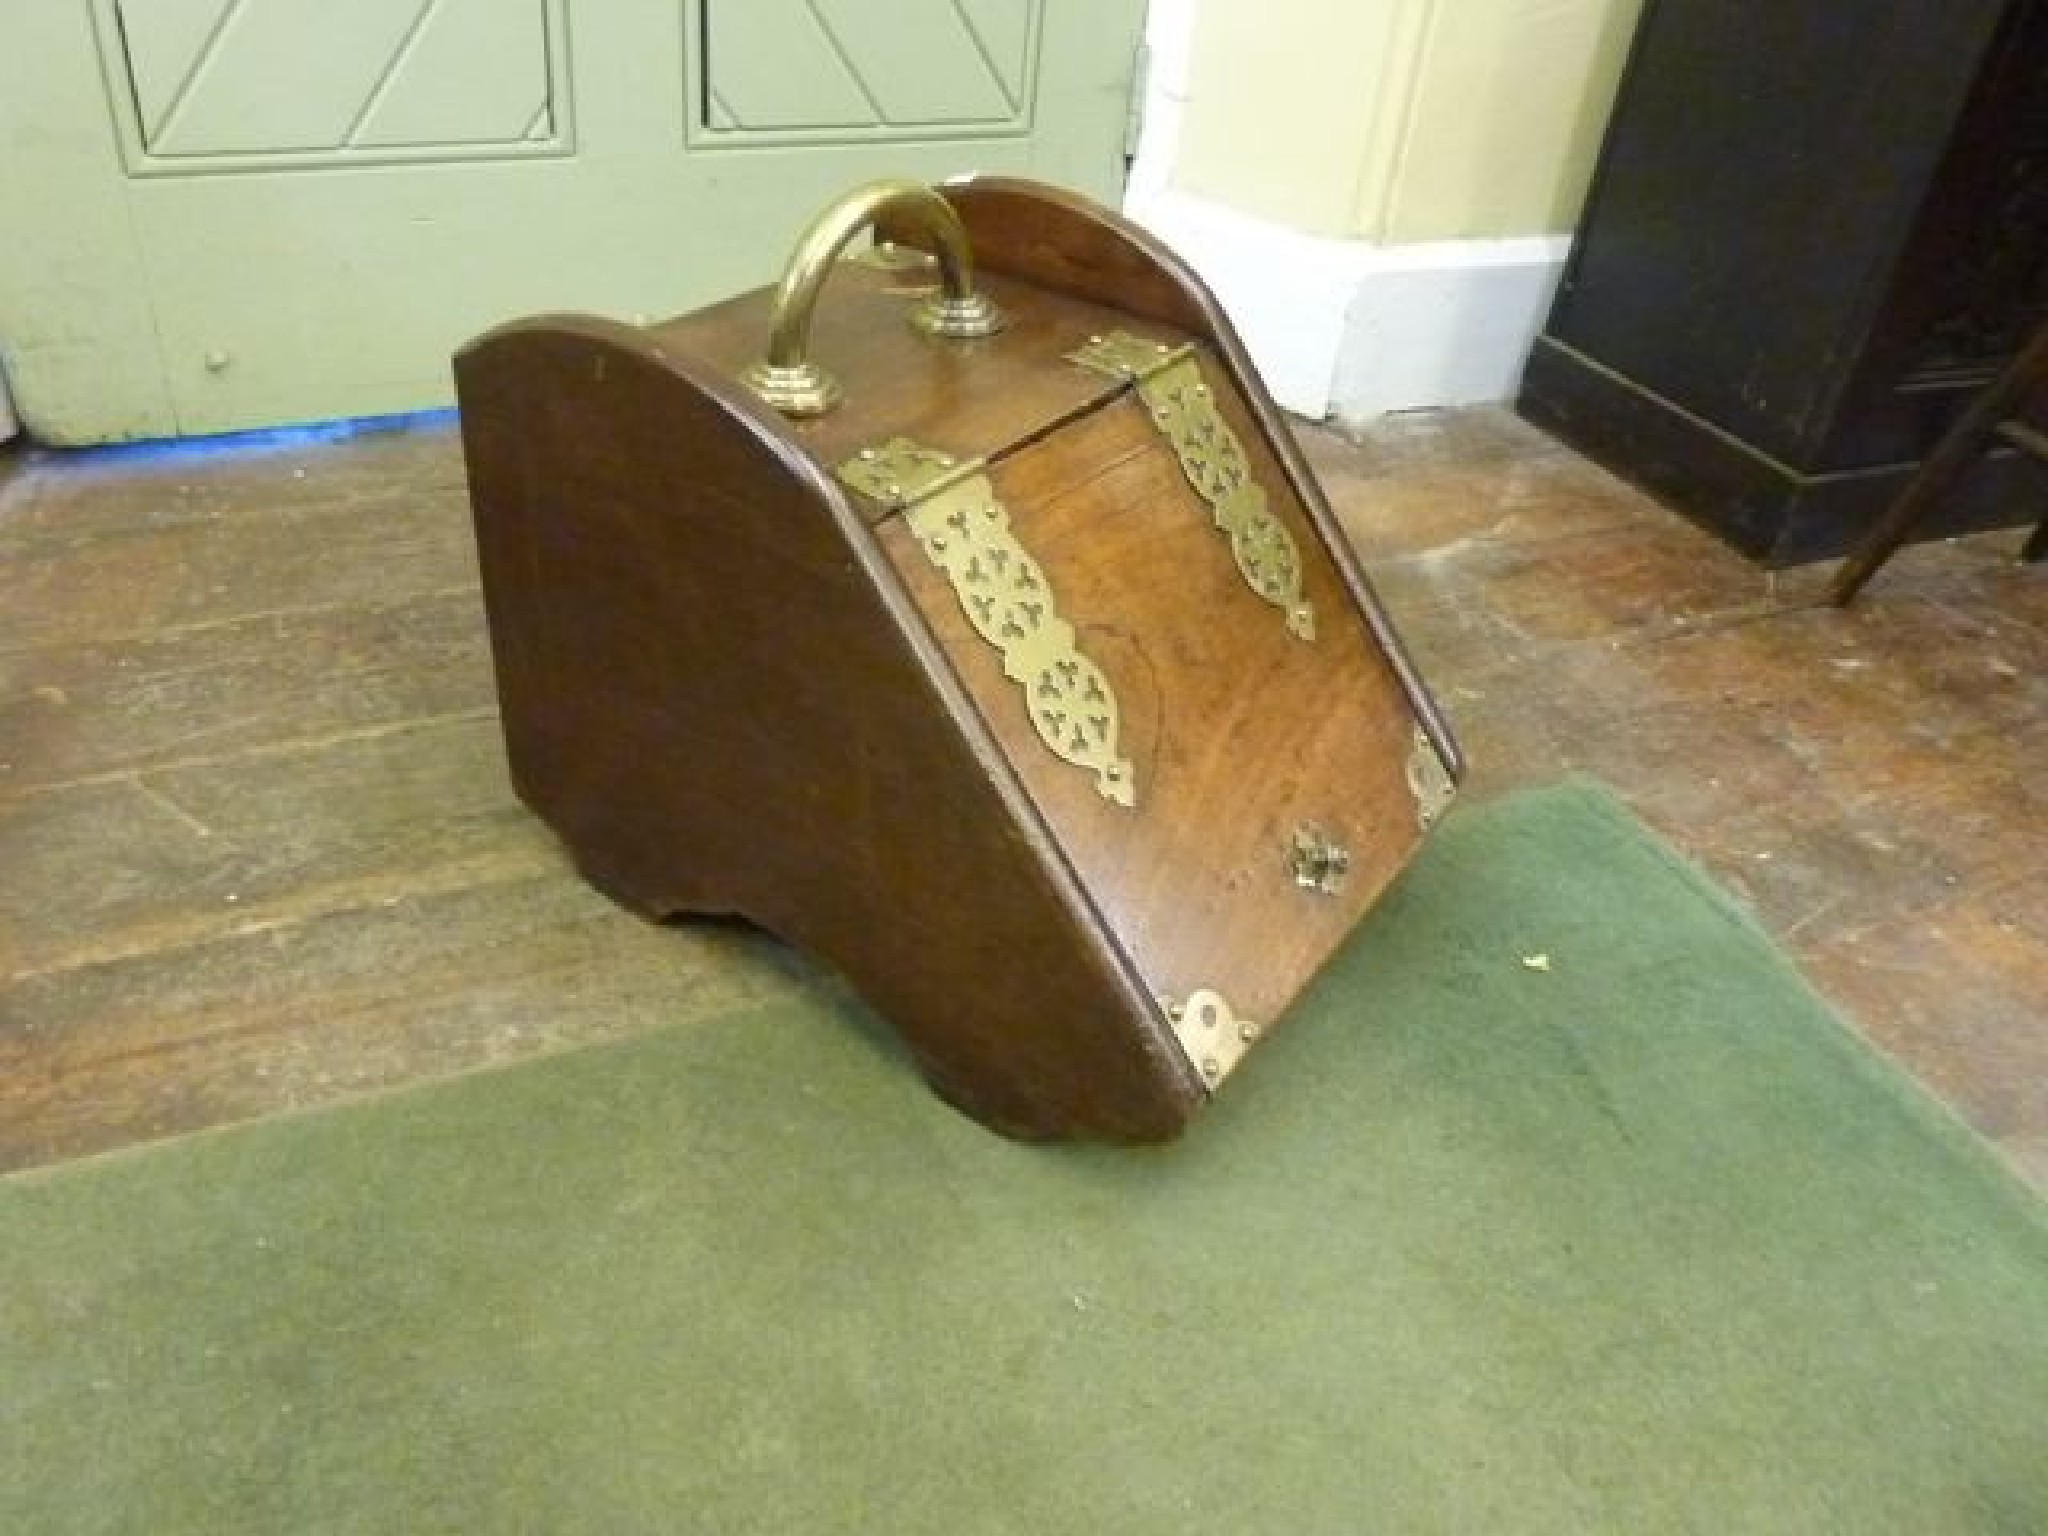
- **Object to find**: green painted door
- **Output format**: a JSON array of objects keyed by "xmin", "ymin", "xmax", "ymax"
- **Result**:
[{"xmin": 0, "ymin": 0, "xmax": 1144, "ymax": 444}]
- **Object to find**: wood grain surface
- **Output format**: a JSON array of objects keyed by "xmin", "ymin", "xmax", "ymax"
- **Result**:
[
  {"xmin": 4, "ymin": 408, "xmax": 2043, "ymax": 1179},
  {"xmin": 648, "ymin": 261, "xmax": 1157, "ymax": 521},
  {"xmin": 456, "ymin": 316, "xmax": 1200, "ymax": 1141},
  {"xmin": 879, "ymin": 384, "xmax": 1425, "ymax": 1032}
]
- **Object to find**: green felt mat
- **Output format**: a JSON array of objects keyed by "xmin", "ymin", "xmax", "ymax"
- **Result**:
[{"xmin": 4, "ymin": 783, "xmax": 2045, "ymax": 1533}]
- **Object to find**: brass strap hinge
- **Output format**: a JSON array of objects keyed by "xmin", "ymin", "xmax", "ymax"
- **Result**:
[
  {"xmin": 837, "ymin": 438, "xmax": 987, "ymax": 511},
  {"xmin": 1068, "ymin": 330, "xmax": 1195, "ymax": 382},
  {"xmin": 1071, "ymin": 330, "xmax": 1316, "ymax": 641},
  {"xmin": 838, "ymin": 438, "xmax": 1137, "ymax": 808}
]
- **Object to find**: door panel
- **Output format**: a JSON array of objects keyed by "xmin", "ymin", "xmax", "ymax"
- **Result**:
[
  {"xmin": 704, "ymin": 0, "xmax": 1032, "ymax": 131},
  {"xmin": 108, "ymin": 0, "xmax": 564, "ymax": 166},
  {"xmin": 704, "ymin": 0, "xmax": 1035, "ymax": 132},
  {"xmin": 701, "ymin": 4, "xmax": 884, "ymax": 133},
  {"xmin": 0, "ymin": 0, "xmax": 1141, "ymax": 443}
]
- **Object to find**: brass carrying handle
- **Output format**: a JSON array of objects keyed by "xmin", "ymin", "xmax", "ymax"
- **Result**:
[{"xmin": 741, "ymin": 179, "xmax": 1007, "ymax": 418}]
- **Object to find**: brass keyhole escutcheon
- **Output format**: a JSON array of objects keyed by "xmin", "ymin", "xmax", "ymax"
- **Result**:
[{"xmin": 1288, "ymin": 824, "xmax": 1352, "ymax": 895}]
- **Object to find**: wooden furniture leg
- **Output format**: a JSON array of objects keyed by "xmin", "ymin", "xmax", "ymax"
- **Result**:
[{"xmin": 1832, "ymin": 321, "xmax": 2048, "ymax": 604}]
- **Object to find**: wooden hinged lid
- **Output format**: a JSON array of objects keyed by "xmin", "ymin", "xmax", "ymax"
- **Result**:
[{"xmin": 649, "ymin": 254, "xmax": 1188, "ymax": 522}]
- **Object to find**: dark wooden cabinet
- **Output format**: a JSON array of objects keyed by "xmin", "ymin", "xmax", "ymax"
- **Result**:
[{"xmin": 1519, "ymin": 0, "xmax": 2048, "ymax": 564}]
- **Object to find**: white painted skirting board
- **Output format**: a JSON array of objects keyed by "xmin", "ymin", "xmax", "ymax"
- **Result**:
[
  {"xmin": 1125, "ymin": 186, "xmax": 1568, "ymax": 424},
  {"xmin": 1329, "ymin": 232, "xmax": 1572, "ymax": 426}
]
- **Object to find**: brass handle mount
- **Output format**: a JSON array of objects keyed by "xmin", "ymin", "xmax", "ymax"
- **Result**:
[{"xmin": 742, "ymin": 179, "xmax": 1006, "ymax": 418}]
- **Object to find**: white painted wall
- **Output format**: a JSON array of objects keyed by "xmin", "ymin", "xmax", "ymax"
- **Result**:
[{"xmin": 1125, "ymin": 0, "xmax": 1639, "ymax": 423}]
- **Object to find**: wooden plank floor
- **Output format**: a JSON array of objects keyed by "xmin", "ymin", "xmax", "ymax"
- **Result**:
[{"xmin": 2, "ymin": 411, "xmax": 2043, "ymax": 1184}]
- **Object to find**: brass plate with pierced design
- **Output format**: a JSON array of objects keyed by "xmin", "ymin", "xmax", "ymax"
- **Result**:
[
  {"xmin": 838, "ymin": 438, "xmax": 1136, "ymax": 808},
  {"xmin": 1141, "ymin": 356, "xmax": 1317, "ymax": 641},
  {"xmin": 1072, "ymin": 330, "xmax": 1315, "ymax": 641},
  {"xmin": 1160, "ymin": 988, "xmax": 1261, "ymax": 1088},
  {"xmin": 1406, "ymin": 726, "xmax": 1456, "ymax": 830}
]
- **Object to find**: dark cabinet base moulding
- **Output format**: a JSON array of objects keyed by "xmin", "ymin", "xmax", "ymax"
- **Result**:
[
  {"xmin": 1522, "ymin": 338, "xmax": 2042, "ymax": 568},
  {"xmin": 1518, "ymin": 0, "xmax": 2048, "ymax": 567}
]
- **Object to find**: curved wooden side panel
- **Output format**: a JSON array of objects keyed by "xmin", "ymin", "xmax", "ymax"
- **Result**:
[
  {"xmin": 884, "ymin": 175, "xmax": 1464, "ymax": 782},
  {"xmin": 454, "ymin": 315, "xmax": 1200, "ymax": 1141}
]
